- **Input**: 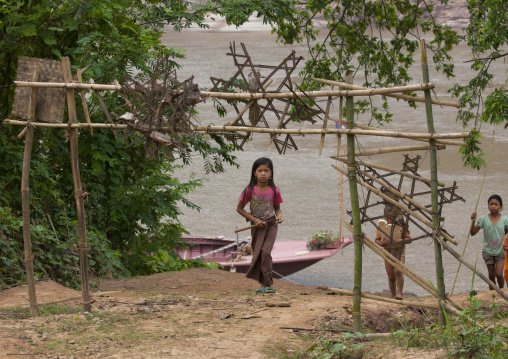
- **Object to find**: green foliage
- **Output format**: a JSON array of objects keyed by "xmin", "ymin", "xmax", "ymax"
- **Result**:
[
  {"xmin": 460, "ymin": 128, "xmax": 485, "ymax": 170},
  {"xmin": 393, "ymin": 292, "xmax": 508, "ymax": 358},
  {"xmin": 306, "ymin": 333, "xmax": 364, "ymax": 359},
  {"xmin": 146, "ymin": 249, "xmax": 219, "ymax": 274},
  {"xmin": 294, "ymin": 0, "xmax": 460, "ymax": 126},
  {"xmin": 0, "ymin": 206, "xmax": 128, "ymax": 289}
]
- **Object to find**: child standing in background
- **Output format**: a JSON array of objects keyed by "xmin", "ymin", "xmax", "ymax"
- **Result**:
[
  {"xmin": 237, "ymin": 157, "xmax": 283, "ymax": 294},
  {"xmin": 471, "ymin": 194, "xmax": 508, "ymax": 289}
]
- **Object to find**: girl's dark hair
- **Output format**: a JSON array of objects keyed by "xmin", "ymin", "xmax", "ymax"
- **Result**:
[
  {"xmin": 488, "ymin": 194, "xmax": 503, "ymax": 208},
  {"xmin": 241, "ymin": 157, "xmax": 277, "ymax": 200}
]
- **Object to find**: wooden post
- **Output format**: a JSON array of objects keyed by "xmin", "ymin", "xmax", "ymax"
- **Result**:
[
  {"xmin": 421, "ymin": 40, "xmax": 446, "ymax": 326},
  {"xmin": 344, "ymin": 71, "xmax": 362, "ymax": 333},
  {"xmin": 21, "ymin": 66, "xmax": 41, "ymax": 315},
  {"xmin": 62, "ymin": 57, "xmax": 92, "ymax": 312}
]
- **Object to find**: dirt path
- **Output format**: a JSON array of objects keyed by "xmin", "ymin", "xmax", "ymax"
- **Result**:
[{"xmin": 0, "ymin": 269, "xmax": 504, "ymax": 358}]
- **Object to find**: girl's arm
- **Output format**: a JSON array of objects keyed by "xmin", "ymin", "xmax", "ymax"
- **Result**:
[
  {"xmin": 470, "ymin": 212, "xmax": 480, "ymax": 236},
  {"xmin": 503, "ymin": 233, "xmax": 508, "ymax": 252},
  {"xmin": 274, "ymin": 204, "xmax": 283, "ymax": 223},
  {"xmin": 237, "ymin": 201, "xmax": 264, "ymax": 227}
]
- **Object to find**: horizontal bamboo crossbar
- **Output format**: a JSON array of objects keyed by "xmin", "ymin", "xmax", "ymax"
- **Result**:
[
  {"xmin": 332, "ymin": 144, "xmax": 446, "ymax": 157},
  {"xmin": 15, "ymin": 81, "xmax": 435, "ymax": 99},
  {"xmin": 333, "ymin": 164, "xmax": 458, "ymax": 245},
  {"xmin": 354, "ymin": 124, "xmax": 466, "ymax": 147},
  {"xmin": 327, "ymin": 287, "xmax": 440, "ymax": 309},
  {"xmin": 193, "ymin": 125, "xmax": 469, "ymax": 139},
  {"xmin": 314, "ymin": 78, "xmax": 459, "ymax": 108},
  {"xmin": 2, "ymin": 120, "xmax": 471, "ymax": 140}
]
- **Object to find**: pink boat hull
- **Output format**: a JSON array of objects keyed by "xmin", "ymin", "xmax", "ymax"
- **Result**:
[{"xmin": 178, "ymin": 237, "xmax": 353, "ymax": 278}]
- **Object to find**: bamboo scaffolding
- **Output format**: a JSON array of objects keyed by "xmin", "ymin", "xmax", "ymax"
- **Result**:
[
  {"xmin": 313, "ymin": 78, "xmax": 459, "ymax": 108},
  {"xmin": 335, "ymin": 158, "xmax": 447, "ymax": 187},
  {"xmin": 21, "ymin": 66, "xmax": 40, "ymax": 316},
  {"xmin": 327, "ymin": 287, "xmax": 440, "ymax": 310},
  {"xmin": 333, "ymin": 144, "xmax": 446, "ymax": 157},
  {"xmin": 344, "ymin": 72, "xmax": 363, "ymax": 333},
  {"xmin": 422, "ymin": 40, "xmax": 447, "ymax": 326},
  {"xmin": 354, "ymin": 167, "xmax": 433, "ymax": 216},
  {"xmin": 62, "ymin": 57, "xmax": 91, "ymax": 312},
  {"xmin": 354, "ymin": 123, "xmax": 465, "ymax": 147},
  {"xmin": 15, "ymin": 80, "xmax": 435, "ymax": 99},
  {"xmin": 344, "ymin": 223, "xmax": 464, "ymax": 311},
  {"xmin": 332, "ymin": 164, "xmax": 458, "ymax": 245}
]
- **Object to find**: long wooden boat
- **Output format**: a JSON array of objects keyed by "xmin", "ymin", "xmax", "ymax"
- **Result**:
[{"xmin": 178, "ymin": 236, "xmax": 353, "ymax": 278}]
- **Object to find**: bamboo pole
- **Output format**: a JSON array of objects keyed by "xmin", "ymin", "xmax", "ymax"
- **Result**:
[
  {"xmin": 354, "ymin": 123, "xmax": 465, "ymax": 146},
  {"xmin": 3, "ymin": 119, "xmax": 129, "ymax": 129},
  {"xmin": 15, "ymin": 80, "xmax": 435, "ymax": 98},
  {"xmin": 333, "ymin": 144, "xmax": 446, "ymax": 157},
  {"xmin": 313, "ymin": 78, "xmax": 459, "ymax": 108},
  {"xmin": 21, "ymin": 66, "xmax": 41, "ymax": 316},
  {"xmin": 421, "ymin": 40, "xmax": 447, "ymax": 326},
  {"xmin": 334, "ymin": 158, "xmax": 447, "ymax": 187},
  {"xmin": 266, "ymin": 83, "xmax": 291, "ymax": 150},
  {"xmin": 2, "ymin": 120, "xmax": 470, "ymax": 140},
  {"xmin": 319, "ymin": 85, "xmax": 334, "ymax": 156},
  {"xmin": 344, "ymin": 222, "xmax": 464, "ymax": 311},
  {"xmin": 337, "ymin": 94, "xmax": 345, "ymax": 246},
  {"xmin": 332, "ymin": 164, "xmax": 458, "ymax": 245},
  {"xmin": 354, "ymin": 166, "xmax": 433, "ymax": 216},
  {"xmin": 62, "ymin": 57, "xmax": 91, "ymax": 312},
  {"xmin": 327, "ymin": 287, "xmax": 441, "ymax": 310},
  {"xmin": 343, "ymin": 72, "xmax": 363, "ymax": 333}
]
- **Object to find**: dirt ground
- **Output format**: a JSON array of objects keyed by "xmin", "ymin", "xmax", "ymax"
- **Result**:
[{"xmin": 0, "ymin": 268, "xmax": 506, "ymax": 358}]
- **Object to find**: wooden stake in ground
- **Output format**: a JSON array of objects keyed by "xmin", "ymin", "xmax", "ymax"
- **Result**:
[
  {"xmin": 421, "ymin": 40, "xmax": 446, "ymax": 326},
  {"xmin": 62, "ymin": 57, "xmax": 92, "ymax": 312},
  {"xmin": 21, "ymin": 66, "xmax": 41, "ymax": 316}
]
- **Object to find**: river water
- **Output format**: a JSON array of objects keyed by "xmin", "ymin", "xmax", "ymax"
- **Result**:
[{"xmin": 162, "ymin": 29, "xmax": 508, "ymax": 296}]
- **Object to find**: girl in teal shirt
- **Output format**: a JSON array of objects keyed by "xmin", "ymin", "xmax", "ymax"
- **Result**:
[{"xmin": 471, "ymin": 194, "xmax": 508, "ymax": 289}]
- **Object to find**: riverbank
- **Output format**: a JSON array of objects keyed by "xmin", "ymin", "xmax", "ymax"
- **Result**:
[{"xmin": 1, "ymin": 268, "xmax": 507, "ymax": 358}]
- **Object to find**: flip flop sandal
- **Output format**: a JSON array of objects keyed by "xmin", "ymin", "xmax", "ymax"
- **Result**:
[
  {"xmin": 255, "ymin": 288, "xmax": 266, "ymax": 295},
  {"xmin": 264, "ymin": 287, "xmax": 276, "ymax": 294}
]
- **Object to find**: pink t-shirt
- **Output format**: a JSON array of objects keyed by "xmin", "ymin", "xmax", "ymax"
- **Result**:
[{"xmin": 239, "ymin": 186, "xmax": 283, "ymax": 220}]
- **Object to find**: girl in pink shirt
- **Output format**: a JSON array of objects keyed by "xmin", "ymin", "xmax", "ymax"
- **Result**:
[{"xmin": 237, "ymin": 157, "xmax": 283, "ymax": 294}]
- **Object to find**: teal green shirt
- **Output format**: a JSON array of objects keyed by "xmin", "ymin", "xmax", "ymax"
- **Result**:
[{"xmin": 477, "ymin": 214, "xmax": 508, "ymax": 256}]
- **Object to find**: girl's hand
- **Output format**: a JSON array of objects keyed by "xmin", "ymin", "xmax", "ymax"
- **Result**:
[
  {"xmin": 254, "ymin": 219, "xmax": 265, "ymax": 228},
  {"xmin": 471, "ymin": 212, "xmax": 477, "ymax": 221},
  {"xmin": 276, "ymin": 214, "xmax": 284, "ymax": 224}
]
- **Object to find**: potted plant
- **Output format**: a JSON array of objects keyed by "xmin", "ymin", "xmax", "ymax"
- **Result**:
[{"xmin": 306, "ymin": 230, "xmax": 338, "ymax": 250}]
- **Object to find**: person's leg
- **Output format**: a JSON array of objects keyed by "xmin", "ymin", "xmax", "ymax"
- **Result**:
[
  {"xmin": 260, "ymin": 220, "xmax": 278, "ymax": 288},
  {"xmin": 495, "ymin": 260, "xmax": 504, "ymax": 288},
  {"xmin": 486, "ymin": 263, "xmax": 496, "ymax": 290},
  {"xmin": 394, "ymin": 256, "xmax": 405, "ymax": 299},
  {"xmin": 385, "ymin": 261, "xmax": 396, "ymax": 298}
]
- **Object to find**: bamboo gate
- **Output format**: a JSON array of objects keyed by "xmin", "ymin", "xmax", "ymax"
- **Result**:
[{"xmin": 3, "ymin": 40, "xmax": 505, "ymax": 333}]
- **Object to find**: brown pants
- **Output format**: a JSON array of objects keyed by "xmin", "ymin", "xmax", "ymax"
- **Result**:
[{"xmin": 246, "ymin": 217, "xmax": 278, "ymax": 287}]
